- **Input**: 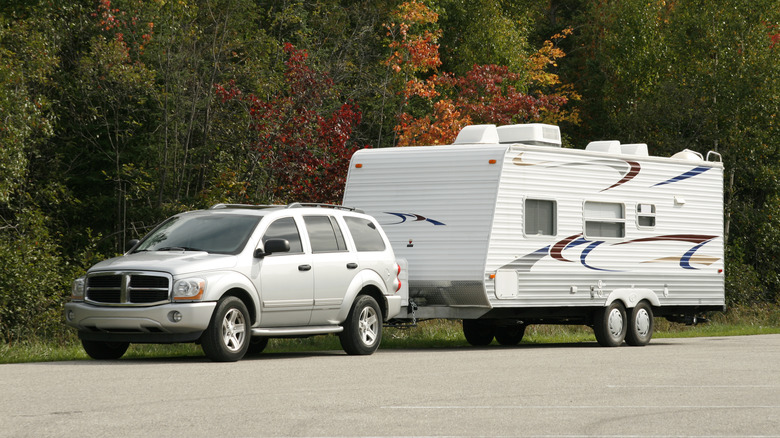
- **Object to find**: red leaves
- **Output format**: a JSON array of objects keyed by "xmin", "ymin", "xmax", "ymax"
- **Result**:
[
  {"xmin": 216, "ymin": 45, "xmax": 364, "ymax": 204},
  {"xmin": 94, "ymin": 0, "xmax": 154, "ymax": 56},
  {"xmin": 386, "ymin": 1, "xmax": 578, "ymax": 146}
]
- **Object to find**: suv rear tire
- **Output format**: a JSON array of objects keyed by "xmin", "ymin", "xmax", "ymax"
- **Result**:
[{"xmin": 339, "ymin": 295, "xmax": 382, "ymax": 355}]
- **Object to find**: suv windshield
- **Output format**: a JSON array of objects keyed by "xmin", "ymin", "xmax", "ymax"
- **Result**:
[{"xmin": 135, "ymin": 213, "xmax": 262, "ymax": 255}]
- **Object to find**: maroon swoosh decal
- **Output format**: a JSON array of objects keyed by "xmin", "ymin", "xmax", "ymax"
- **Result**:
[
  {"xmin": 616, "ymin": 234, "xmax": 718, "ymax": 245},
  {"xmin": 550, "ymin": 234, "xmax": 582, "ymax": 262},
  {"xmin": 601, "ymin": 160, "xmax": 641, "ymax": 192}
]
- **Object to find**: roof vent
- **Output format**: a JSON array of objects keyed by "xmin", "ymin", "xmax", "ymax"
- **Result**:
[
  {"xmin": 620, "ymin": 143, "xmax": 649, "ymax": 156},
  {"xmin": 586, "ymin": 140, "xmax": 621, "ymax": 154},
  {"xmin": 671, "ymin": 149, "xmax": 704, "ymax": 161},
  {"xmin": 453, "ymin": 124, "xmax": 499, "ymax": 144},
  {"xmin": 496, "ymin": 123, "xmax": 561, "ymax": 147}
]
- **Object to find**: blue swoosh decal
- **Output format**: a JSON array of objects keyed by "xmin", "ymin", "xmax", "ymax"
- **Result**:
[{"xmin": 653, "ymin": 166, "xmax": 710, "ymax": 187}]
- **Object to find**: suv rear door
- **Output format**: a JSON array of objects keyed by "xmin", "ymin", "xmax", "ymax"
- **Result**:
[{"xmin": 303, "ymin": 215, "xmax": 359, "ymax": 325}]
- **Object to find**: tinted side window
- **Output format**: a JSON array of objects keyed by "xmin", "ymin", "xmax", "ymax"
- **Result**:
[
  {"xmin": 344, "ymin": 217, "xmax": 386, "ymax": 251},
  {"xmin": 304, "ymin": 216, "xmax": 347, "ymax": 253},
  {"xmin": 262, "ymin": 217, "xmax": 303, "ymax": 253}
]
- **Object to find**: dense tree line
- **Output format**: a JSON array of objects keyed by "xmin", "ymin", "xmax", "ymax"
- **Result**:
[{"xmin": 1, "ymin": 0, "xmax": 778, "ymax": 342}]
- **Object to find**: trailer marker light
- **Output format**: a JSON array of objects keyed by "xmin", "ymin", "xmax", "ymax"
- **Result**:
[
  {"xmin": 489, "ymin": 159, "xmax": 497, "ymax": 164},
  {"xmin": 355, "ymin": 163, "xmax": 363, "ymax": 168},
  {"xmin": 489, "ymin": 274, "xmax": 496, "ymax": 279}
]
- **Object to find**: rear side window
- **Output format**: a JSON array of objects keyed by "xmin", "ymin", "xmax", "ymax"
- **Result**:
[
  {"xmin": 344, "ymin": 216, "xmax": 386, "ymax": 251},
  {"xmin": 262, "ymin": 217, "xmax": 303, "ymax": 253},
  {"xmin": 304, "ymin": 216, "xmax": 348, "ymax": 253}
]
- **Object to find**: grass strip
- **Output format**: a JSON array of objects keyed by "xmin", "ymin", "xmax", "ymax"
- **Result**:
[{"xmin": 2, "ymin": 304, "xmax": 777, "ymax": 364}]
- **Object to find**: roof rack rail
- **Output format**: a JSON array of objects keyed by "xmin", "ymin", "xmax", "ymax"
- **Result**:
[
  {"xmin": 286, "ymin": 202, "xmax": 364, "ymax": 213},
  {"xmin": 210, "ymin": 203, "xmax": 284, "ymax": 210}
]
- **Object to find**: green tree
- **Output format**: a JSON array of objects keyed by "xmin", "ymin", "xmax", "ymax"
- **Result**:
[{"xmin": 571, "ymin": 0, "xmax": 780, "ymax": 304}]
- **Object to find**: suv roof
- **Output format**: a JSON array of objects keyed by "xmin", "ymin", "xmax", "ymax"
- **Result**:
[{"xmin": 210, "ymin": 203, "xmax": 364, "ymax": 214}]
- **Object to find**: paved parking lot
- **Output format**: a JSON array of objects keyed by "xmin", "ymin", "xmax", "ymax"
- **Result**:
[{"xmin": 1, "ymin": 334, "xmax": 779, "ymax": 437}]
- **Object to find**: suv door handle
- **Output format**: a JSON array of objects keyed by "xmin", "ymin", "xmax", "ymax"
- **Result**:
[
  {"xmin": 298, "ymin": 264, "xmax": 312, "ymax": 271},
  {"xmin": 346, "ymin": 263, "xmax": 358, "ymax": 269}
]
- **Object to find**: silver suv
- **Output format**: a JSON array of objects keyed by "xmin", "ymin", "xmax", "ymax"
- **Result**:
[{"xmin": 65, "ymin": 203, "xmax": 403, "ymax": 361}]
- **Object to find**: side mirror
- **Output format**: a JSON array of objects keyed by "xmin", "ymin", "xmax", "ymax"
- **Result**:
[
  {"xmin": 254, "ymin": 239, "xmax": 291, "ymax": 258},
  {"xmin": 126, "ymin": 239, "xmax": 140, "ymax": 252}
]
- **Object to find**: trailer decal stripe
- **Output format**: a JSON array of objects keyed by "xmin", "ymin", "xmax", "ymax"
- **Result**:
[
  {"xmin": 601, "ymin": 160, "xmax": 641, "ymax": 192},
  {"xmin": 541, "ymin": 158, "xmax": 641, "ymax": 192},
  {"xmin": 616, "ymin": 234, "xmax": 718, "ymax": 245},
  {"xmin": 680, "ymin": 239, "xmax": 715, "ymax": 270},
  {"xmin": 506, "ymin": 234, "xmax": 720, "ymax": 273},
  {"xmin": 580, "ymin": 241, "xmax": 621, "ymax": 272},
  {"xmin": 383, "ymin": 212, "xmax": 446, "ymax": 226},
  {"xmin": 652, "ymin": 166, "xmax": 711, "ymax": 187},
  {"xmin": 550, "ymin": 234, "xmax": 582, "ymax": 262},
  {"xmin": 498, "ymin": 246, "xmax": 550, "ymax": 272}
]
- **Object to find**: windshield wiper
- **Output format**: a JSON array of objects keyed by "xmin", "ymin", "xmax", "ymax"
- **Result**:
[{"xmin": 156, "ymin": 246, "xmax": 205, "ymax": 252}]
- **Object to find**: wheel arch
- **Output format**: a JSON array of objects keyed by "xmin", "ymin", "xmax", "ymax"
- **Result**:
[
  {"xmin": 605, "ymin": 288, "xmax": 661, "ymax": 309},
  {"xmin": 338, "ymin": 270, "xmax": 390, "ymax": 322},
  {"xmin": 220, "ymin": 287, "xmax": 258, "ymax": 325}
]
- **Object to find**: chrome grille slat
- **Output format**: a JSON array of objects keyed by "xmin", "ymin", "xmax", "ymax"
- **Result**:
[{"xmin": 85, "ymin": 272, "xmax": 172, "ymax": 306}]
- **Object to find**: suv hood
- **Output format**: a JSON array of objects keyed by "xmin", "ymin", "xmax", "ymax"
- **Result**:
[{"xmin": 88, "ymin": 251, "xmax": 239, "ymax": 276}]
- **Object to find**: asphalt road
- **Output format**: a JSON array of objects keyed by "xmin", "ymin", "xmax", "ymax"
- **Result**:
[{"xmin": 1, "ymin": 334, "xmax": 779, "ymax": 437}]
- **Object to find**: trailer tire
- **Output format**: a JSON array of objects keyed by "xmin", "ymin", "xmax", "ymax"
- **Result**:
[
  {"xmin": 495, "ymin": 325, "xmax": 526, "ymax": 346},
  {"xmin": 593, "ymin": 301, "xmax": 627, "ymax": 347},
  {"xmin": 462, "ymin": 319, "xmax": 495, "ymax": 346},
  {"xmin": 81, "ymin": 340, "xmax": 129, "ymax": 360},
  {"xmin": 625, "ymin": 301, "xmax": 654, "ymax": 346},
  {"xmin": 339, "ymin": 295, "xmax": 382, "ymax": 355},
  {"xmin": 201, "ymin": 296, "xmax": 251, "ymax": 362}
]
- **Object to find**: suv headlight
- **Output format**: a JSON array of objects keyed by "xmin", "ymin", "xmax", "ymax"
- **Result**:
[
  {"xmin": 173, "ymin": 278, "xmax": 205, "ymax": 301},
  {"xmin": 71, "ymin": 277, "xmax": 85, "ymax": 301}
]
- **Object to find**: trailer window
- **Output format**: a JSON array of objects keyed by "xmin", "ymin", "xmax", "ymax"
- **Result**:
[
  {"xmin": 637, "ymin": 203, "xmax": 656, "ymax": 228},
  {"xmin": 525, "ymin": 199, "xmax": 556, "ymax": 236},
  {"xmin": 584, "ymin": 202, "xmax": 625, "ymax": 238}
]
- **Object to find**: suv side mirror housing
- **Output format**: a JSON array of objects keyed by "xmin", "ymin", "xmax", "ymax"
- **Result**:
[{"xmin": 254, "ymin": 239, "xmax": 290, "ymax": 258}]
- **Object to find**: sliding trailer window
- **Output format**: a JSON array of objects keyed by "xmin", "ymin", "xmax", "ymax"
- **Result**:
[{"xmin": 584, "ymin": 201, "xmax": 625, "ymax": 238}]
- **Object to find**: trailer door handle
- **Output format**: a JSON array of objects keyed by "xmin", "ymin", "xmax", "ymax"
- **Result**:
[
  {"xmin": 346, "ymin": 263, "xmax": 358, "ymax": 269},
  {"xmin": 298, "ymin": 264, "xmax": 311, "ymax": 271}
]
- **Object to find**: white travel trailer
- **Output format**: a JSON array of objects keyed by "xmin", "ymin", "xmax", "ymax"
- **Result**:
[{"xmin": 342, "ymin": 123, "xmax": 725, "ymax": 347}]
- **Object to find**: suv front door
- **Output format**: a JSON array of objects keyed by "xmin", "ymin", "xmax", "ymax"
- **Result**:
[{"xmin": 255, "ymin": 217, "xmax": 313, "ymax": 327}]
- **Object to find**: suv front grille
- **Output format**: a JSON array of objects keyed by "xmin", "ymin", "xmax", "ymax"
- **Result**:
[{"xmin": 86, "ymin": 272, "xmax": 171, "ymax": 306}]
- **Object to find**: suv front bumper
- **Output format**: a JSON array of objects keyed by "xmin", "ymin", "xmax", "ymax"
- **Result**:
[{"xmin": 65, "ymin": 301, "xmax": 217, "ymax": 343}]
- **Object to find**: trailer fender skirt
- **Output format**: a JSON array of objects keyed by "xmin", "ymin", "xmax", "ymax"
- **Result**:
[{"xmin": 604, "ymin": 288, "xmax": 661, "ymax": 308}]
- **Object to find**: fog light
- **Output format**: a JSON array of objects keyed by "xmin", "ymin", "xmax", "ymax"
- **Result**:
[
  {"xmin": 67, "ymin": 310, "xmax": 75, "ymax": 321},
  {"xmin": 168, "ymin": 311, "xmax": 182, "ymax": 323}
]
